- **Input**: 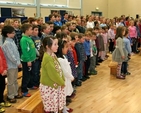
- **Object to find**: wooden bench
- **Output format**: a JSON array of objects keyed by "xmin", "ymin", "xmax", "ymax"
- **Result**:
[
  {"xmin": 108, "ymin": 61, "xmax": 118, "ymax": 76},
  {"xmin": 17, "ymin": 90, "xmax": 44, "ymax": 113}
]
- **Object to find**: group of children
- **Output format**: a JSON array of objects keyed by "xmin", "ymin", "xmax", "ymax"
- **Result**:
[
  {"xmin": 0, "ymin": 13, "xmax": 140, "ymax": 112},
  {"xmin": 0, "ymin": 19, "xmax": 42, "ymax": 112}
]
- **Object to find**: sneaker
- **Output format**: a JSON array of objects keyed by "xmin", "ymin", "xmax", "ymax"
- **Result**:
[
  {"xmin": 75, "ymin": 82, "xmax": 81, "ymax": 86},
  {"xmin": 7, "ymin": 97, "xmax": 17, "ymax": 103},
  {"xmin": 84, "ymin": 76, "xmax": 90, "ymax": 79},
  {"xmin": 22, "ymin": 92, "xmax": 31, "ymax": 97},
  {"xmin": 90, "ymin": 71, "xmax": 97, "ymax": 75},
  {"xmin": 126, "ymin": 72, "xmax": 131, "ymax": 75},
  {"xmin": 67, "ymin": 108, "xmax": 73, "ymax": 112},
  {"xmin": 15, "ymin": 94, "xmax": 23, "ymax": 99},
  {"xmin": 80, "ymin": 77, "xmax": 87, "ymax": 81},
  {"xmin": 0, "ymin": 107, "xmax": 5, "ymax": 113},
  {"xmin": 96, "ymin": 63, "xmax": 100, "ymax": 66},
  {"xmin": 0, "ymin": 101, "xmax": 11, "ymax": 107}
]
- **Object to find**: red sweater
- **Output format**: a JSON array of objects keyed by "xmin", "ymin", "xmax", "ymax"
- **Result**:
[
  {"xmin": 71, "ymin": 46, "xmax": 78, "ymax": 66},
  {"xmin": 0, "ymin": 47, "xmax": 7, "ymax": 74}
]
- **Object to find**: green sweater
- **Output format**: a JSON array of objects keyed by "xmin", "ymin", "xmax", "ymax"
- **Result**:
[
  {"xmin": 40, "ymin": 53, "xmax": 65, "ymax": 88},
  {"xmin": 20, "ymin": 35, "xmax": 36, "ymax": 62}
]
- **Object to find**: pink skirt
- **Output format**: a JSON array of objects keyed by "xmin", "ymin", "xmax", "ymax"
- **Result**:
[{"xmin": 39, "ymin": 84, "xmax": 66, "ymax": 112}]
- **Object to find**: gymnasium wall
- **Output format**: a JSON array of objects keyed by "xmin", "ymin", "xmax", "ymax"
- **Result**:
[
  {"xmin": 108, "ymin": 0, "xmax": 141, "ymax": 18},
  {"xmin": 82, "ymin": 0, "xmax": 108, "ymax": 17},
  {"xmin": 1, "ymin": 0, "xmax": 141, "ymax": 19}
]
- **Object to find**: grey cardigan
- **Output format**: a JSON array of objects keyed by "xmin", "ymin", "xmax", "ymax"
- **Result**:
[{"xmin": 112, "ymin": 37, "xmax": 128, "ymax": 62}]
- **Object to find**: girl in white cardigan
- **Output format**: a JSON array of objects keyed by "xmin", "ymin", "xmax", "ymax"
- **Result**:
[{"xmin": 56, "ymin": 39, "xmax": 74, "ymax": 113}]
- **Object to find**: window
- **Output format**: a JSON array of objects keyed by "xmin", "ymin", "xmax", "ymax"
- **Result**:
[
  {"xmin": 40, "ymin": 0, "xmax": 54, "ymax": 5},
  {"xmin": 40, "ymin": 0, "xmax": 67, "ymax": 7},
  {"xmin": 15, "ymin": 0, "xmax": 35, "ymax": 5},
  {"xmin": 68, "ymin": 0, "xmax": 81, "ymax": 8},
  {"xmin": 0, "ymin": 0, "xmax": 14, "ymax": 4},
  {"xmin": 0, "ymin": 0, "xmax": 36, "ymax": 5}
]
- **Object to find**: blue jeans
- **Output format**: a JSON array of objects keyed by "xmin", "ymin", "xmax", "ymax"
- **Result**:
[
  {"xmin": 121, "ymin": 62, "xmax": 128, "ymax": 74},
  {"xmin": 76, "ymin": 61, "xmax": 83, "ymax": 80},
  {"xmin": 31, "ymin": 59, "xmax": 41, "ymax": 87}
]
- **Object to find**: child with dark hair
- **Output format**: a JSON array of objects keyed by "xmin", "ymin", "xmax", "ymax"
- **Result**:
[
  {"xmin": 21, "ymin": 19, "xmax": 29, "ymax": 25},
  {"xmin": 52, "ymin": 26, "xmax": 61, "ymax": 35},
  {"xmin": 54, "ymin": 14, "xmax": 62, "ymax": 27},
  {"xmin": 39, "ymin": 36, "xmax": 65, "ymax": 113},
  {"xmin": 20, "ymin": 24, "xmax": 36, "ymax": 97},
  {"xmin": 31, "ymin": 25, "xmax": 42, "ymax": 87},
  {"xmin": 2, "ymin": 26, "xmax": 22, "ymax": 103},
  {"xmin": 56, "ymin": 39, "xmax": 74, "ymax": 113},
  {"xmin": 62, "ymin": 13, "xmax": 68, "ymax": 24},
  {"xmin": 47, "ymin": 21, "xmax": 54, "ymax": 35}
]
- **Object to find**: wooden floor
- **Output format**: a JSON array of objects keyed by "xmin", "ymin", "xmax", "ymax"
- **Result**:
[{"xmin": 4, "ymin": 54, "xmax": 141, "ymax": 113}]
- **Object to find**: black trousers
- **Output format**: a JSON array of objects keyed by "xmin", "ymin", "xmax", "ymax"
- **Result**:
[
  {"xmin": 85, "ymin": 55, "xmax": 90, "ymax": 76},
  {"xmin": 131, "ymin": 38, "xmax": 137, "ymax": 53},
  {"xmin": 0, "ymin": 75, "xmax": 5, "ymax": 103},
  {"xmin": 21, "ymin": 62, "xmax": 34, "ymax": 93},
  {"xmin": 109, "ymin": 39, "xmax": 114, "ymax": 52}
]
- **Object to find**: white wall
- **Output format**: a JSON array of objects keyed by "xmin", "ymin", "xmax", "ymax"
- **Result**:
[
  {"xmin": 108, "ymin": 0, "xmax": 141, "ymax": 18},
  {"xmin": 82, "ymin": 0, "xmax": 108, "ymax": 17}
]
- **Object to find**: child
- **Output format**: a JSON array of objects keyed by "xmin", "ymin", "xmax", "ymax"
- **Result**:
[
  {"xmin": 61, "ymin": 25, "xmax": 69, "ymax": 35},
  {"xmin": 121, "ymin": 28, "xmax": 132, "ymax": 76},
  {"xmin": 83, "ymin": 31, "xmax": 91, "ymax": 78},
  {"xmin": 12, "ymin": 19, "xmax": 22, "ymax": 56},
  {"xmin": 37, "ymin": 17, "xmax": 43, "ymax": 38},
  {"xmin": 97, "ymin": 27, "xmax": 105, "ymax": 61},
  {"xmin": 54, "ymin": 14, "xmax": 62, "ymax": 27},
  {"xmin": 2, "ymin": 26, "xmax": 22, "ymax": 103},
  {"xmin": 108, "ymin": 24, "xmax": 116, "ymax": 53},
  {"xmin": 101, "ymin": 27, "xmax": 108, "ymax": 59},
  {"xmin": 89, "ymin": 32, "xmax": 97, "ymax": 75},
  {"xmin": 70, "ymin": 32, "xmax": 78, "ymax": 69},
  {"xmin": 93, "ymin": 27, "xmax": 100, "ymax": 65},
  {"xmin": 47, "ymin": 21, "xmax": 54, "ymax": 35},
  {"xmin": 41, "ymin": 23, "xmax": 51, "ymax": 40},
  {"xmin": 75, "ymin": 33, "xmax": 87, "ymax": 81},
  {"xmin": 70, "ymin": 32, "xmax": 81, "ymax": 87},
  {"xmin": 0, "ymin": 47, "xmax": 11, "ymax": 112},
  {"xmin": 31, "ymin": 25, "xmax": 42, "ymax": 87},
  {"xmin": 56, "ymin": 39, "xmax": 74, "ymax": 113},
  {"xmin": 39, "ymin": 36, "xmax": 65, "ymax": 113},
  {"xmin": 20, "ymin": 24, "xmax": 36, "ymax": 97},
  {"xmin": 128, "ymin": 20, "xmax": 137, "ymax": 53},
  {"xmin": 112, "ymin": 26, "xmax": 128, "ymax": 79}
]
